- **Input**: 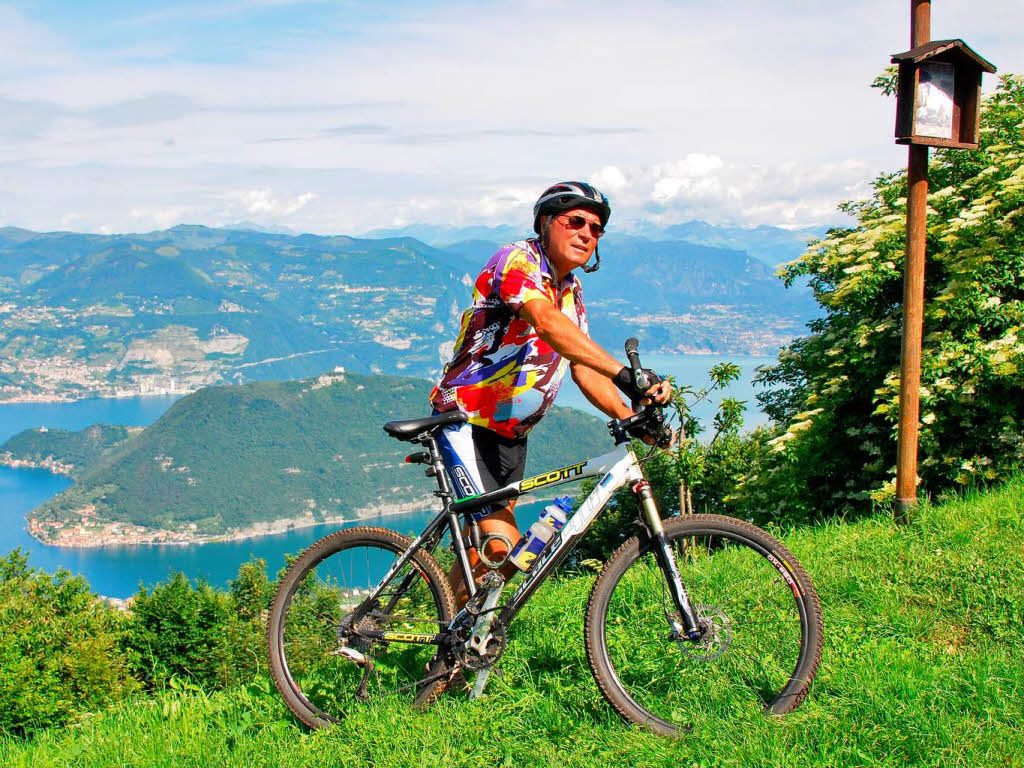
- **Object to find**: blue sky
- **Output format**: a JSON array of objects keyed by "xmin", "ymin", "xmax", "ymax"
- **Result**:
[{"xmin": 1, "ymin": 0, "xmax": 1020, "ymax": 235}]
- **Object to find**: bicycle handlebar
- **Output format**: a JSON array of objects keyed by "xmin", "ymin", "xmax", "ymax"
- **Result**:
[
  {"xmin": 624, "ymin": 337, "xmax": 651, "ymax": 392},
  {"xmin": 608, "ymin": 339, "xmax": 672, "ymax": 446}
]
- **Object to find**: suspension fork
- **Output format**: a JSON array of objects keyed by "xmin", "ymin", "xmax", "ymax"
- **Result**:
[{"xmin": 633, "ymin": 480, "xmax": 702, "ymax": 640}]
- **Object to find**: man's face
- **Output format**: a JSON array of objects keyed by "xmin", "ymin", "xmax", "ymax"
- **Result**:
[{"xmin": 544, "ymin": 207, "xmax": 601, "ymax": 277}]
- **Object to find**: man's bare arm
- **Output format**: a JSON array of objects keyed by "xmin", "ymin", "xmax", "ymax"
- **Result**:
[
  {"xmin": 519, "ymin": 298, "xmax": 622, "ymax": 377},
  {"xmin": 571, "ymin": 362, "xmax": 633, "ymax": 420},
  {"xmin": 520, "ymin": 298, "xmax": 673, "ymax": 406}
]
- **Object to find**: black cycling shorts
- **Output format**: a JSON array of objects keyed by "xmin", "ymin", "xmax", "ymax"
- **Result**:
[{"xmin": 436, "ymin": 420, "xmax": 527, "ymax": 521}]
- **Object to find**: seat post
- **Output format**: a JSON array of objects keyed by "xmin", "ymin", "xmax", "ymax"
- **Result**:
[{"xmin": 424, "ymin": 435, "xmax": 453, "ymax": 498}]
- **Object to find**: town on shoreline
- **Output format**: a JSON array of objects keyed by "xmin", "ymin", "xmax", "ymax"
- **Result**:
[{"xmin": 26, "ymin": 496, "xmax": 438, "ymax": 549}]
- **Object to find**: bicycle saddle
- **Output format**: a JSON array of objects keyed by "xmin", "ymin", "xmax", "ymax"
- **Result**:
[{"xmin": 382, "ymin": 411, "xmax": 468, "ymax": 441}]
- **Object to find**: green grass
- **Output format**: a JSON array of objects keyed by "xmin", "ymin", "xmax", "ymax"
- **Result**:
[{"xmin": 4, "ymin": 478, "xmax": 1024, "ymax": 767}]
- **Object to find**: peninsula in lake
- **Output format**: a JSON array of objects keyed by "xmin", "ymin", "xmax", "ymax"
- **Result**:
[{"xmin": 2, "ymin": 371, "xmax": 611, "ymax": 548}]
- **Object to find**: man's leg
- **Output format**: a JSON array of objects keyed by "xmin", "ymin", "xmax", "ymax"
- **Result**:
[
  {"xmin": 448, "ymin": 500, "xmax": 522, "ymax": 609},
  {"xmin": 436, "ymin": 420, "xmax": 527, "ymax": 608}
]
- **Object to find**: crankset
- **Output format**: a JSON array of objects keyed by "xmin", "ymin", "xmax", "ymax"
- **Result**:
[{"xmin": 456, "ymin": 625, "xmax": 506, "ymax": 670}]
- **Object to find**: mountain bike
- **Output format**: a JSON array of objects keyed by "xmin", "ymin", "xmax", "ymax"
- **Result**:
[{"xmin": 267, "ymin": 341, "xmax": 823, "ymax": 736}]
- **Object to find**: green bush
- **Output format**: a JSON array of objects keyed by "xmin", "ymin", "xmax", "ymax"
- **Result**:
[
  {"xmin": 124, "ymin": 560, "xmax": 273, "ymax": 692},
  {"xmin": 229, "ymin": 558, "xmax": 271, "ymax": 623},
  {"xmin": 125, "ymin": 573, "xmax": 235, "ymax": 690},
  {"xmin": 744, "ymin": 74, "xmax": 1024, "ymax": 521},
  {"xmin": 0, "ymin": 549, "xmax": 138, "ymax": 735},
  {"xmin": 0, "ymin": 551, "xmax": 275, "ymax": 735},
  {"xmin": 226, "ymin": 558, "xmax": 273, "ymax": 679}
]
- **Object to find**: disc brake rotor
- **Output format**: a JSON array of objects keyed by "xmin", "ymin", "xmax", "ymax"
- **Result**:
[{"xmin": 676, "ymin": 605, "xmax": 732, "ymax": 662}]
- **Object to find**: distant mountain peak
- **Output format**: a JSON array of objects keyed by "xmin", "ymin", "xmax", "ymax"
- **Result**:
[{"xmin": 219, "ymin": 221, "xmax": 299, "ymax": 236}]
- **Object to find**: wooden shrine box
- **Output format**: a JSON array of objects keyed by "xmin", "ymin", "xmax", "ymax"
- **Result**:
[{"xmin": 892, "ymin": 39, "xmax": 996, "ymax": 150}]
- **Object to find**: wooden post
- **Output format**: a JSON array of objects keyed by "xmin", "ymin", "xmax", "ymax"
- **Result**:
[
  {"xmin": 912, "ymin": 0, "xmax": 930, "ymax": 44},
  {"xmin": 895, "ymin": 0, "xmax": 931, "ymax": 521}
]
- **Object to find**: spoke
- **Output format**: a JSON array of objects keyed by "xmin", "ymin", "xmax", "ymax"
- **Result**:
[
  {"xmin": 277, "ymin": 540, "xmax": 448, "ymax": 720},
  {"xmin": 601, "ymin": 529, "xmax": 809, "ymax": 728}
]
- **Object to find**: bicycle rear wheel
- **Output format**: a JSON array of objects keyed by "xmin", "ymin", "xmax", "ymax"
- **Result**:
[
  {"xmin": 585, "ymin": 514, "xmax": 822, "ymax": 736},
  {"xmin": 267, "ymin": 526, "xmax": 456, "ymax": 729}
]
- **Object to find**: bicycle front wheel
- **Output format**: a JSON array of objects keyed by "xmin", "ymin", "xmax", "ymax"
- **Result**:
[
  {"xmin": 267, "ymin": 526, "xmax": 456, "ymax": 729},
  {"xmin": 585, "ymin": 514, "xmax": 823, "ymax": 736}
]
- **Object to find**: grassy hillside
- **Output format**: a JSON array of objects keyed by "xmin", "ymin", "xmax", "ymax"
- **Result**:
[
  {"xmin": 4, "ymin": 478, "xmax": 1023, "ymax": 766},
  {"xmin": 29, "ymin": 373, "xmax": 612, "ymax": 537}
]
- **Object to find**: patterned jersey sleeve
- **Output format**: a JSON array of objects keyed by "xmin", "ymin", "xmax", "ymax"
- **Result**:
[
  {"xmin": 573, "ymin": 278, "xmax": 589, "ymax": 335},
  {"xmin": 494, "ymin": 245, "xmax": 550, "ymax": 312}
]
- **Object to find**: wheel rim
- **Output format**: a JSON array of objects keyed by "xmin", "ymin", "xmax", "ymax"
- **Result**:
[
  {"xmin": 600, "ymin": 528, "xmax": 809, "ymax": 731},
  {"xmin": 275, "ymin": 539, "xmax": 448, "ymax": 723}
]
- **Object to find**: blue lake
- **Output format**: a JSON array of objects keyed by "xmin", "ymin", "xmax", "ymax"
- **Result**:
[{"xmin": 0, "ymin": 354, "xmax": 773, "ymax": 597}]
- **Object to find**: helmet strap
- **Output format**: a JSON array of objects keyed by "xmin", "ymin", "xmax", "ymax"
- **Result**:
[
  {"xmin": 582, "ymin": 244, "xmax": 600, "ymax": 273},
  {"xmin": 540, "ymin": 216, "xmax": 553, "ymax": 249}
]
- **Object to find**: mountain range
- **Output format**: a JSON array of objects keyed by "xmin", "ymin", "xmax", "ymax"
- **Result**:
[{"xmin": 0, "ymin": 221, "xmax": 819, "ymax": 402}]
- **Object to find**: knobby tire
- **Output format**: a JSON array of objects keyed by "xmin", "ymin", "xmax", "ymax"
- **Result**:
[
  {"xmin": 267, "ymin": 526, "xmax": 456, "ymax": 729},
  {"xmin": 584, "ymin": 514, "xmax": 823, "ymax": 736}
]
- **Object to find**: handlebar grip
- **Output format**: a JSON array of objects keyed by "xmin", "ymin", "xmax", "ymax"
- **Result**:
[{"xmin": 624, "ymin": 338, "xmax": 651, "ymax": 391}]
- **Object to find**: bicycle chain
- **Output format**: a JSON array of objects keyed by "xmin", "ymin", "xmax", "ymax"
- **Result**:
[{"xmin": 395, "ymin": 660, "xmax": 459, "ymax": 695}]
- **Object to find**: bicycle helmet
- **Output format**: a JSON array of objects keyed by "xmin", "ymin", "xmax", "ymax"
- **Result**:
[
  {"xmin": 532, "ymin": 181, "xmax": 611, "ymax": 273},
  {"xmin": 532, "ymin": 181, "xmax": 611, "ymax": 234}
]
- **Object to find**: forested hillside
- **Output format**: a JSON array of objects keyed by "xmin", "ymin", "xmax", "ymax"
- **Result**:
[
  {"xmin": 25, "ymin": 372, "xmax": 611, "ymax": 544},
  {"xmin": 0, "ymin": 424, "xmax": 139, "ymax": 478}
]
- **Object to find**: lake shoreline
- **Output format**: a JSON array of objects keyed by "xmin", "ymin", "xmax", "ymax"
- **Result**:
[
  {"xmin": 0, "ymin": 388, "xmax": 193, "ymax": 406},
  {"xmin": 28, "ymin": 495, "xmax": 441, "ymax": 550},
  {"xmin": 0, "ymin": 452, "xmax": 75, "ymax": 476},
  {"xmin": 0, "ymin": 346, "xmax": 757, "ymax": 407}
]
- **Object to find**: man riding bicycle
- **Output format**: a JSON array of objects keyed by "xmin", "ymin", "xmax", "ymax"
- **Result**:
[
  {"xmin": 429, "ymin": 181, "xmax": 672, "ymax": 606},
  {"xmin": 267, "ymin": 183, "xmax": 822, "ymax": 731}
]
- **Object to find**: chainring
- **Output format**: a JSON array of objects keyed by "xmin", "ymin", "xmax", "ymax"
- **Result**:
[{"xmin": 456, "ymin": 625, "xmax": 507, "ymax": 670}]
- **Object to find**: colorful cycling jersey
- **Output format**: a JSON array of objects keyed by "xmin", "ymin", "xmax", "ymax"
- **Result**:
[{"xmin": 429, "ymin": 238, "xmax": 588, "ymax": 439}]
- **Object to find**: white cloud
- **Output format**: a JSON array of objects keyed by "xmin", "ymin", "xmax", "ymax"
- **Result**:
[
  {"xmin": 223, "ymin": 189, "xmax": 318, "ymax": 218},
  {"xmin": 592, "ymin": 165, "xmax": 628, "ymax": 192},
  {"xmin": 0, "ymin": 5, "xmax": 76, "ymax": 70},
  {"xmin": 130, "ymin": 206, "xmax": 195, "ymax": 230},
  {"xmin": 585, "ymin": 155, "xmax": 875, "ymax": 229},
  {"xmin": 2, "ymin": 0, "xmax": 1019, "ymax": 235}
]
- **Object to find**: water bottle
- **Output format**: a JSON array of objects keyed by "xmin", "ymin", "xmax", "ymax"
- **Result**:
[{"xmin": 508, "ymin": 497, "xmax": 573, "ymax": 572}]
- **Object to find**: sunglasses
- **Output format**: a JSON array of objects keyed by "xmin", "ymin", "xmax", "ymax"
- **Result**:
[{"xmin": 556, "ymin": 214, "xmax": 605, "ymax": 238}]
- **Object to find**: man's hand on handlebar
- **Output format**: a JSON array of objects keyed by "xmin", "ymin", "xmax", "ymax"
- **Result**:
[
  {"xmin": 611, "ymin": 339, "xmax": 675, "ymax": 447},
  {"xmin": 627, "ymin": 410, "xmax": 676, "ymax": 448},
  {"xmin": 645, "ymin": 424, "xmax": 677, "ymax": 448},
  {"xmin": 613, "ymin": 367, "xmax": 672, "ymax": 407},
  {"xmin": 638, "ymin": 377, "xmax": 671, "ymax": 407}
]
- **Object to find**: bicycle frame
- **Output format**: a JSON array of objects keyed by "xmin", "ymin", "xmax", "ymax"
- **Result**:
[{"xmin": 356, "ymin": 432, "xmax": 703, "ymax": 646}]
